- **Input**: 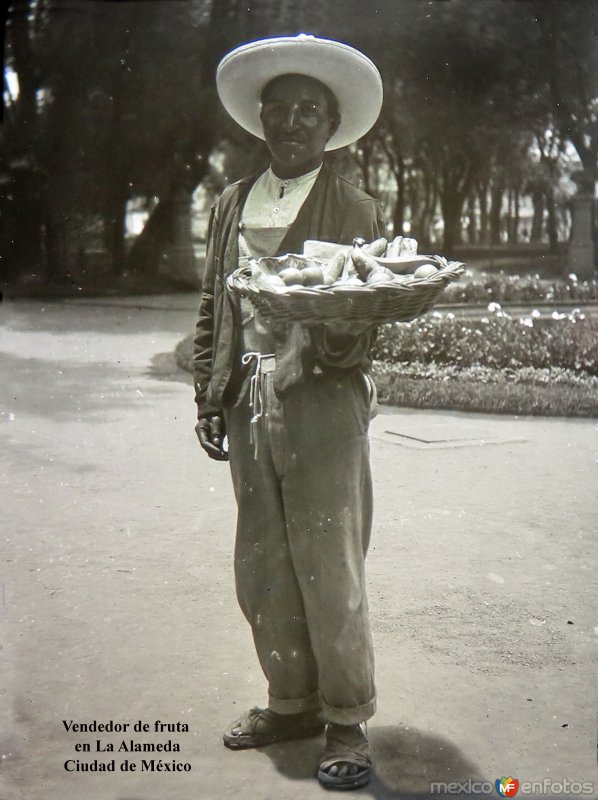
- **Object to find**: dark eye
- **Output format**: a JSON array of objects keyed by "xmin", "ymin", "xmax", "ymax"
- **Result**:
[
  {"xmin": 262, "ymin": 101, "xmax": 285, "ymax": 117},
  {"xmin": 300, "ymin": 102, "xmax": 320, "ymax": 117}
]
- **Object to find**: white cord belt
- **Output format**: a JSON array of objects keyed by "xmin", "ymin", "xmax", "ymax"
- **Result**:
[{"xmin": 241, "ymin": 351, "xmax": 276, "ymax": 458}]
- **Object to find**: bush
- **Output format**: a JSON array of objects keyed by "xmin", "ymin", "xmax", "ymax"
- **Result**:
[
  {"xmin": 442, "ymin": 272, "xmax": 598, "ymax": 305},
  {"xmin": 372, "ymin": 309, "xmax": 598, "ymax": 375},
  {"xmin": 370, "ymin": 362, "xmax": 598, "ymax": 417}
]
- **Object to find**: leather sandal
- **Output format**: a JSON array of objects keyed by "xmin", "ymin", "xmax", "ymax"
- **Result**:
[
  {"xmin": 317, "ymin": 723, "xmax": 371, "ymax": 791},
  {"xmin": 223, "ymin": 706, "xmax": 325, "ymax": 749}
]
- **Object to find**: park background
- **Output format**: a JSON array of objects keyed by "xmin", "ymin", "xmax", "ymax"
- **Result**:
[{"xmin": 2, "ymin": 0, "xmax": 598, "ymax": 419}]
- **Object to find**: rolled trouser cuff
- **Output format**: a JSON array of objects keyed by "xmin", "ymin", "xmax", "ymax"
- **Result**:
[
  {"xmin": 268, "ymin": 689, "xmax": 322, "ymax": 716},
  {"xmin": 321, "ymin": 694, "xmax": 376, "ymax": 725}
]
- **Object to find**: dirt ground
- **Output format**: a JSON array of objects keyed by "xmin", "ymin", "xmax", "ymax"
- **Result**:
[{"xmin": 1, "ymin": 295, "xmax": 597, "ymax": 800}]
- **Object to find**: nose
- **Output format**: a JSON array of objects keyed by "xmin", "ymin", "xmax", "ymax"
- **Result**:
[{"xmin": 282, "ymin": 103, "xmax": 301, "ymax": 130}]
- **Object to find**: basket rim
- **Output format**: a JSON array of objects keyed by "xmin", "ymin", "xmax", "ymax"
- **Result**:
[{"xmin": 226, "ymin": 257, "xmax": 466, "ymax": 326}]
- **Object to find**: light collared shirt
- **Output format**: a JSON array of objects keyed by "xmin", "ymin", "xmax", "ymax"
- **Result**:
[{"xmin": 241, "ymin": 164, "xmax": 322, "ymax": 228}]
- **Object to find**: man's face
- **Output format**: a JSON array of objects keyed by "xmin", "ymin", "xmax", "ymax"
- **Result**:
[{"xmin": 260, "ymin": 74, "xmax": 340, "ymax": 178}]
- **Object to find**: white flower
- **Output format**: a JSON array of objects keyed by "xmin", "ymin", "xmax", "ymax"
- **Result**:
[
  {"xmin": 488, "ymin": 301, "xmax": 502, "ymax": 312},
  {"xmin": 568, "ymin": 273, "xmax": 578, "ymax": 282},
  {"xmin": 531, "ymin": 309, "xmax": 541, "ymax": 318}
]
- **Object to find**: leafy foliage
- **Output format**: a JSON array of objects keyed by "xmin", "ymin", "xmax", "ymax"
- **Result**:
[
  {"xmin": 372, "ymin": 310, "xmax": 598, "ymax": 374},
  {"xmin": 443, "ymin": 273, "xmax": 598, "ymax": 305}
]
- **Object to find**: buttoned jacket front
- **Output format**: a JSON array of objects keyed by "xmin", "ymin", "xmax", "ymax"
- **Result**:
[{"xmin": 192, "ymin": 163, "xmax": 385, "ymax": 419}]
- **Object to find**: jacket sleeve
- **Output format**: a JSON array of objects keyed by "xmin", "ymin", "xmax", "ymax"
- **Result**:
[
  {"xmin": 313, "ymin": 196, "xmax": 385, "ymax": 370},
  {"xmin": 192, "ymin": 204, "xmax": 222, "ymax": 419},
  {"xmin": 338, "ymin": 197, "xmax": 386, "ymax": 244}
]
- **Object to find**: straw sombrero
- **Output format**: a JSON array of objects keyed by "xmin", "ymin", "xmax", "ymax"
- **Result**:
[{"xmin": 216, "ymin": 34, "xmax": 383, "ymax": 151}]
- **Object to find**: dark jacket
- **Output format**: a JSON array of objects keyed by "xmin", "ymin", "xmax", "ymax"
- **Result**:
[{"xmin": 193, "ymin": 163, "xmax": 385, "ymax": 418}]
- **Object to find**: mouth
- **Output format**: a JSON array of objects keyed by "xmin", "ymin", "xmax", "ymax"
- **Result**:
[{"xmin": 277, "ymin": 137, "xmax": 306, "ymax": 146}]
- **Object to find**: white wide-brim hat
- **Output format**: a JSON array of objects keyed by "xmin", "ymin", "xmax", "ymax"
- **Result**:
[{"xmin": 216, "ymin": 34, "xmax": 383, "ymax": 151}]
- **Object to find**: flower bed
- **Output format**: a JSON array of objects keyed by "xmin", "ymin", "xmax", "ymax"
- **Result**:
[
  {"xmin": 370, "ymin": 361, "xmax": 598, "ymax": 417},
  {"xmin": 174, "ymin": 304, "xmax": 598, "ymax": 417},
  {"xmin": 372, "ymin": 308, "xmax": 598, "ymax": 375},
  {"xmin": 442, "ymin": 271, "xmax": 598, "ymax": 306}
]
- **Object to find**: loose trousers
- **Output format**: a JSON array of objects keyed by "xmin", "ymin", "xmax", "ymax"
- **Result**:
[{"xmin": 225, "ymin": 364, "xmax": 376, "ymax": 725}]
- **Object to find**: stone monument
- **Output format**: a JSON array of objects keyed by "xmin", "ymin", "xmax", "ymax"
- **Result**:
[{"xmin": 567, "ymin": 170, "xmax": 596, "ymax": 279}]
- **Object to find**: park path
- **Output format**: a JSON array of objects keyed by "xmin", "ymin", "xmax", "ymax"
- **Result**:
[{"xmin": 1, "ymin": 295, "xmax": 597, "ymax": 800}]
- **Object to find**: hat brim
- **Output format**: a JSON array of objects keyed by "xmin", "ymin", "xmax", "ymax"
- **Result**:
[{"xmin": 216, "ymin": 35, "xmax": 383, "ymax": 151}]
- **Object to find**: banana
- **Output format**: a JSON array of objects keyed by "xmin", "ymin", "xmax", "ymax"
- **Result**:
[
  {"xmin": 322, "ymin": 250, "xmax": 346, "ymax": 285},
  {"xmin": 387, "ymin": 236, "xmax": 403, "ymax": 258},
  {"xmin": 363, "ymin": 237, "xmax": 388, "ymax": 257}
]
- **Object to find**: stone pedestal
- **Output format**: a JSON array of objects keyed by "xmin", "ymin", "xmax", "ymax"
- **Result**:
[{"xmin": 567, "ymin": 172, "xmax": 596, "ymax": 280}]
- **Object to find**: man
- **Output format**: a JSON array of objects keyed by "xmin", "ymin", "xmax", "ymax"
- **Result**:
[{"xmin": 193, "ymin": 34, "xmax": 384, "ymax": 791}]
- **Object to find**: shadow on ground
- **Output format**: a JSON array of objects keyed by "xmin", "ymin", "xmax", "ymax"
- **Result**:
[
  {"xmin": 2, "ymin": 297, "xmax": 197, "ymax": 337},
  {"xmin": 1, "ymin": 351, "xmax": 175, "ymax": 422},
  {"xmin": 256, "ymin": 724, "xmax": 485, "ymax": 798},
  {"xmin": 145, "ymin": 351, "xmax": 193, "ymax": 385}
]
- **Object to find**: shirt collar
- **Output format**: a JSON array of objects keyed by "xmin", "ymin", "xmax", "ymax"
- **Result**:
[{"xmin": 266, "ymin": 164, "xmax": 322, "ymax": 190}]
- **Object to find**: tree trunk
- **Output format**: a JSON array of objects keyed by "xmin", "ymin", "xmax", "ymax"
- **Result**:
[
  {"xmin": 44, "ymin": 209, "xmax": 69, "ymax": 283},
  {"xmin": 103, "ymin": 190, "xmax": 128, "ymax": 276},
  {"xmin": 3, "ymin": 0, "xmax": 45, "ymax": 283},
  {"xmin": 125, "ymin": 197, "xmax": 176, "ymax": 277},
  {"xmin": 478, "ymin": 179, "xmax": 489, "ymax": 244},
  {"xmin": 7, "ymin": 0, "xmax": 38, "ymax": 157},
  {"xmin": 513, "ymin": 186, "xmax": 520, "ymax": 245},
  {"xmin": 545, "ymin": 187, "xmax": 558, "ymax": 252},
  {"xmin": 412, "ymin": 169, "xmax": 432, "ymax": 245},
  {"xmin": 530, "ymin": 188, "xmax": 544, "ymax": 242},
  {"xmin": 354, "ymin": 139, "xmax": 372, "ymax": 196},
  {"xmin": 507, "ymin": 184, "xmax": 520, "ymax": 245},
  {"xmin": 440, "ymin": 192, "xmax": 465, "ymax": 256},
  {"xmin": 467, "ymin": 193, "xmax": 477, "ymax": 243},
  {"xmin": 490, "ymin": 176, "xmax": 504, "ymax": 246},
  {"xmin": 125, "ymin": 177, "xmax": 201, "ymax": 287},
  {"xmin": 160, "ymin": 187, "xmax": 198, "ymax": 287},
  {"xmin": 1, "ymin": 167, "xmax": 45, "ymax": 282},
  {"xmin": 392, "ymin": 160, "xmax": 406, "ymax": 237}
]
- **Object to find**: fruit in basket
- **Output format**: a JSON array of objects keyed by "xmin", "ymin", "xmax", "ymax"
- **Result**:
[
  {"xmin": 386, "ymin": 236, "xmax": 402, "ymax": 258},
  {"xmin": 350, "ymin": 246, "xmax": 380, "ymax": 281},
  {"xmin": 322, "ymin": 250, "xmax": 346, "ymax": 285},
  {"xmin": 302, "ymin": 265, "xmax": 325, "ymax": 286},
  {"xmin": 253, "ymin": 269, "xmax": 286, "ymax": 291},
  {"xmin": 343, "ymin": 275, "xmax": 364, "ymax": 286},
  {"xmin": 366, "ymin": 266, "xmax": 395, "ymax": 285},
  {"xmin": 363, "ymin": 237, "xmax": 388, "ymax": 257},
  {"xmin": 374, "ymin": 255, "xmax": 432, "ymax": 274},
  {"xmin": 279, "ymin": 267, "xmax": 305, "ymax": 286},
  {"xmin": 387, "ymin": 235, "xmax": 418, "ymax": 258},
  {"xmin": 413, "ymin": 264, "xmax": 439, "ymax": 279}
]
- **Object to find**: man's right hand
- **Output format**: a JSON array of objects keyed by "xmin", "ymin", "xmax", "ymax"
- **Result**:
[{"xmin": 195, "ymin": 414, "xmax": 228, "ymax": 461}]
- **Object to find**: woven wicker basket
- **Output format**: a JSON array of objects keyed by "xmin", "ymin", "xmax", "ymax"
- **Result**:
[{"xmin": 227, "ymin": 255, "xmax": 465, "ymax": 326}]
